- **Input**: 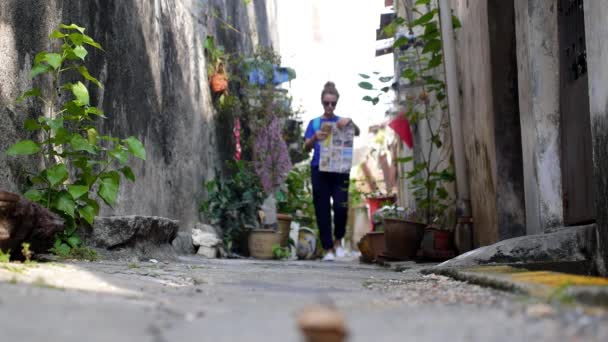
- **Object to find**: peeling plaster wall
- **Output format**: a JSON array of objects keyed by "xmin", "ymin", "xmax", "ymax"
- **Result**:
[
  {"xmin": 583, "ymin": 1, "xmax": 608, "ymax": 274},
  {"xmin": 450, "ymin": 0, "xmax": 498, "ymax": 247},
  {"xmin": 514, "ymin": 0, "xmax": 564, "ymax": 234},
  {"xmin": 0, "ymin": 0, "xmax": 277, "ymax": 230},
  {"xmin": 448, "ymin": 0, "xmax": 526, "ymax": 246}
]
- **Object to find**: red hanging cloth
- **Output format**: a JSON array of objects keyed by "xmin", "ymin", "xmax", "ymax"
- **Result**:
[{"xmin": 388, "ymin": 113, "xmax": 413, "ymax": 149}]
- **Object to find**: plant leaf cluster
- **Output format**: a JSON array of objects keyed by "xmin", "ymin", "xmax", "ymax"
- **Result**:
[
  {"xmin": 200, "ymin": 160, "xmax": 266, "ymax": 250},
  {"xmin": 6, "ymin": 23, "xmax": 146, "ymax": 256},
  {"xmin": 358, "ymin": 2, "xmax": 458, "ymax": 226}
]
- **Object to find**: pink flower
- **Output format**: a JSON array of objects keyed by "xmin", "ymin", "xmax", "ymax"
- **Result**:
[{"xmin": 253, "ymin": 116, "xmax": 293, "ymax": 193}]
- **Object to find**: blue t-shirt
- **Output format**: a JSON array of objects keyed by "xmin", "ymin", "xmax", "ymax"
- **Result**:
[{"xmin": 304, "ymin": 115, "xmax": 341, "ymax": 166}]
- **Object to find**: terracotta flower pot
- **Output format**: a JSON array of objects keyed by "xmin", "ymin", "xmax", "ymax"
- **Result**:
[
  {"xmin": 248, "ymin": 229, "xmax": 282, "ymax": 259},
  {"xmin": 382, "ymin": 218, "xmax": 425, "ymax": 260},
  {"xmin": 210, "ymin": 72, "xmax": 228, "ymax": 93},
  {"xmin": 366, "ymin": 231, "xmax": 385, "ymax": 261},
  {"xmin": 277, "ymin": 213, "xmax": 293, "ymax": 247}
]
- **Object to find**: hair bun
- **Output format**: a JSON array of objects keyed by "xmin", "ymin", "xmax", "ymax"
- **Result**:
[{"xmin": 324, "ymin": 81, "xmax": 336, "ymax": 91}]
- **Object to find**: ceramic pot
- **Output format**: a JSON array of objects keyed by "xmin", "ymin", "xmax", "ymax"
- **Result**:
[{"xmin": 382, "ymin": 218, "xmax": 425, "ymax": 260}]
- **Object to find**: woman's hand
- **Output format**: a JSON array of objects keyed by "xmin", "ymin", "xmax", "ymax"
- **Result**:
[
  {"xmin": 337, "ymin": 118, "xmax": 352, "ymax": 129},
  {"xmin": 314, "ymin": 130, "xmax": 328, "ymax": 141}
]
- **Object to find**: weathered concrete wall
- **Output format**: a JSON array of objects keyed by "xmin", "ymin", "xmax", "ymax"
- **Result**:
[
  {"xmin": 514, "ymin": 0, "xmax": 563, "ymax": 234},
  {"xmin": 583, "ymin": 1, "xmax": 608, "ymax": 275},
  {"xmin": 448, "ymin": 0, "xmax": 526, "ymax": 246},
  {"xmin": 450, "ymin": 0, "xmax": 498, "ymax": 247},
  {"xmin": 0, "ymin": 0, "xmax": 277, "ymax": 230}
]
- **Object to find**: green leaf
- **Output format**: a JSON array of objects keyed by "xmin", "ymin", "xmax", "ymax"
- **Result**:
[
  {"xmin": 393, "ymin": 36, "xmax": 410, "ymax": 49},
  {"xmin": 87, "ymin": 128, "xmax": 98, "ymax": 145},
  {"xmin": 60, "ymin": 23, "xmax": 85, "ymax": 33},
  {"xmin": 109, "ymin": 148, "xmax": 129, "ymax": 164},
  {"xmin": 17, "ymin": 88, "xmax": 42, "ymax": 103},
  {"xmin": 7, "ymin": 140, "xmax": 41, "ymax": 156},
  {"xmin": 73, "ymin": 45, "xmax": 88, "ymax": 60},
  {"xmin": 428, "ymin": 54, "xmax": 443, "ymax": 68},
  {"xmin": 70, "ymin": 134, "xmax": 96, "ymax": 154},
  {"xmin": 53, "ymin": 127, "xmax": 70, "ymax": 144},
  {"xmin": 82, "ymin": 34, "xmax": 103, "ymax": 50},
  {"xmin": 358, "ymin": 81, "xmax": 374, "ymax": 90},
  {"xmin": 397, "ymin": 157, "xmax": 414, "ymax": 163},
  {"xmin": 415, "ymin": 0, "xmax": 431, "ymax": 5},
  {"xmin": 68, "ymin": 32, "xmax": 84, "ymax": 45},
  {"xmin": 24, "ymin": 189, "xmax": 43, "ymax": 202},
  {"xmin": 124, "ymin": 136, "xmax": 146, "ymax": 160},
  {"xmin": 85, "ymin": 107, "xmax": 106, "ymax": 118},
  {"xmin": 362, "ymin": 96, "xmax": 374, "ymax": 102},
  {"xmin": 54, "ymin": 191, "xmax": 76, "ymax": 218},
  {"xmin": 452, "ymin": 15, "xmax": 462, "ymax": 29},
  {"xmin": 120, "ymin": 166, "xmax": 136, "ymax": 182},
  {"xmin": 423, "ymin": 22, "xmax": 439, "ymax": 38},
  {"xmin": 78, "ymin": 205, "xmax": 96, "ymax": 225},
  {"xmin": 67, "ymin": 184, "xmax": 89, "ymax": 199},
  {"xmin": 54, "ymin": 242, "xmax": 71, "ymax": 256},
  {"xmin": 48, "ymin": 117, "xmax": 64, "ymax": 131},
  {"xmin": 381, "ymin": 86, "xmax": 390, "ymax": 93},
  {"xmin": 359, "ymin": 74, "xmax": 370, "ymax": 79},
  {"xmin": 63, "ymin": 100, "xmax": 86, "ymax": 116},
  {"xmin": 46, "ymin": 164, "xmax": 69, "ymax": 186},
  {"xmin": 34, "ymin": 52, "xmax": 47, "ymax": 65},
  {"xmin": 422, "ymin": 39, "xmax": 443, "ymax": 54},
  {"xmin": 414, "ymin": 9, "xmax": 437, "ymax": 26},
  {"xmin": 49, "ymin": 30, "xmax": 65, "ymax": 39},
  {"xmin": 98, "ymin": 172, "xmax": 120, "ymax": 206},
  {"xmin": 67, "ymin": 235, "xmax": 81, "ymax": 248},
  {"xmin": 31, "ymin": 63, "xmax": 51, "ymax": 78},
  {"xmin": 70, "ymin": 82, "xmax": 90, "ymax": 106},
  {"xmin": 402, "ymin": 68, "xmax": 418, "ymax": 81},
  {"xmin": 24, "ymin": 119, "xmax": 41, "ymax": 131},
  {"xmin": 78, "ymin": 66, "xmax": 102, "ymax": 88},
  {"xmin": 44, "ymin": 53, "xmax": 63, "ymax": 70},
  {"xmin": 83, "ymin": 198, "xmax": 100, "ymax": 216},
  {"xmin": 379, "ymin": 76, "xmax": 393, "ymax": 83},
  {"xmin": 372, "ymin": 97, "xmax": 380, "ymax": 105},
  {"xmin": 431, "ymin": 135, "xmax": 443, "ymax": 148}
]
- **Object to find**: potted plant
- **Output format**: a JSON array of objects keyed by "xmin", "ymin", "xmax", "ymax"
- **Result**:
[
  {"xmin": 364, "ymin": 190, "xmax": 397, "ymax": 231},
  {"xmin": 247, "ymin": 115, "xmax": 293, "ymax": 259},
  {"xmin": 370, "ymin": 205, "xmax": 422, "ymax": 261},
  {"xmin": 200, "ymin": 160, "xmax": 266, "ymax": 256},
  {"xmin": 358, "ymin": 6, "xmax": 459, "ymax": 257},
  {"xmin": 204, "ymin": 36, "xmax": 228, "ymax": 94}
]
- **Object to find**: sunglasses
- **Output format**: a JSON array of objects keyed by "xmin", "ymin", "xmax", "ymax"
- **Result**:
[{"xmin": 323, "ymin": 101, "xmax": 337, "ymax": 107}]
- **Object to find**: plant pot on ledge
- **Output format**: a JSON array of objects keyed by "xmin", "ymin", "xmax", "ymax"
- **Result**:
[
  {"xmin": 276, "ymin": 213, "xmax": 293, "ymax": 247},
  {"xmin": 418, "ymin": 226, "xmax": 455, "ymax": 261},
  {"xmin": 248, "ymin": 229, "xmax": 282, "ymax": 259},
  {"xmin": 382, "ymin": 218, "xmax": 425, "ymax": 261},
  {"xmin": 210, "ymin": 66, "xmax": 228, "ymax": 94}
]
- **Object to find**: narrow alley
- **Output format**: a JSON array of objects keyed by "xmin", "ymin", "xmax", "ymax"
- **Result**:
[{"xmin": 3, "ymin": 1, "xmax": 608, "ymax": 341}]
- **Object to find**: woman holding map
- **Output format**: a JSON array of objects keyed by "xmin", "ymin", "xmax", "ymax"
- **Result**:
[{"xmin": 304, "ymin": 82, "xmax": 360, "ymax": 261}]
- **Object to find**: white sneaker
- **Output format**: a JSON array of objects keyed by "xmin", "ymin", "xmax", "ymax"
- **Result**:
[
  {"xmin": 335, "ymin": 246, "xmax": 347, "ymax": 258},
  {"xmin": 322, "ymin": 252, "xmax": 336, "ymax": 261}
]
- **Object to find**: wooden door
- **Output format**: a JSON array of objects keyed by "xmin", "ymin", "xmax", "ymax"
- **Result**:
[{"xmin": 558, "ymin": 0, "xmax": 595, "ymax": 225}]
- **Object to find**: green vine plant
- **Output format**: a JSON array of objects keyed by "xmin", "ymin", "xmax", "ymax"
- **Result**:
[
  {"xmin": 358, "ymin": 0, "xmax": 459, "ymax": 227},
  {"xmin": 6, "ymin": 23, "xmax": 146, "ymax": 257}
]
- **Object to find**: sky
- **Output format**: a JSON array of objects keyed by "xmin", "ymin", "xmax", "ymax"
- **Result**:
[{"xmin": 275, "ymin": 0, "xmax": 395, "ymax": 147}]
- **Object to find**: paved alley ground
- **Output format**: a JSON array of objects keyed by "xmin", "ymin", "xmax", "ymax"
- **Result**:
[{"xmin": 0, "ymin": 257, "xmax": 607, "ymax": 342}]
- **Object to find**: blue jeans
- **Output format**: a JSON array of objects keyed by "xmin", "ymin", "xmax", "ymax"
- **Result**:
[{"xmin": 311, "ymin": 166, "xmax": 350, "ymax": 250}]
